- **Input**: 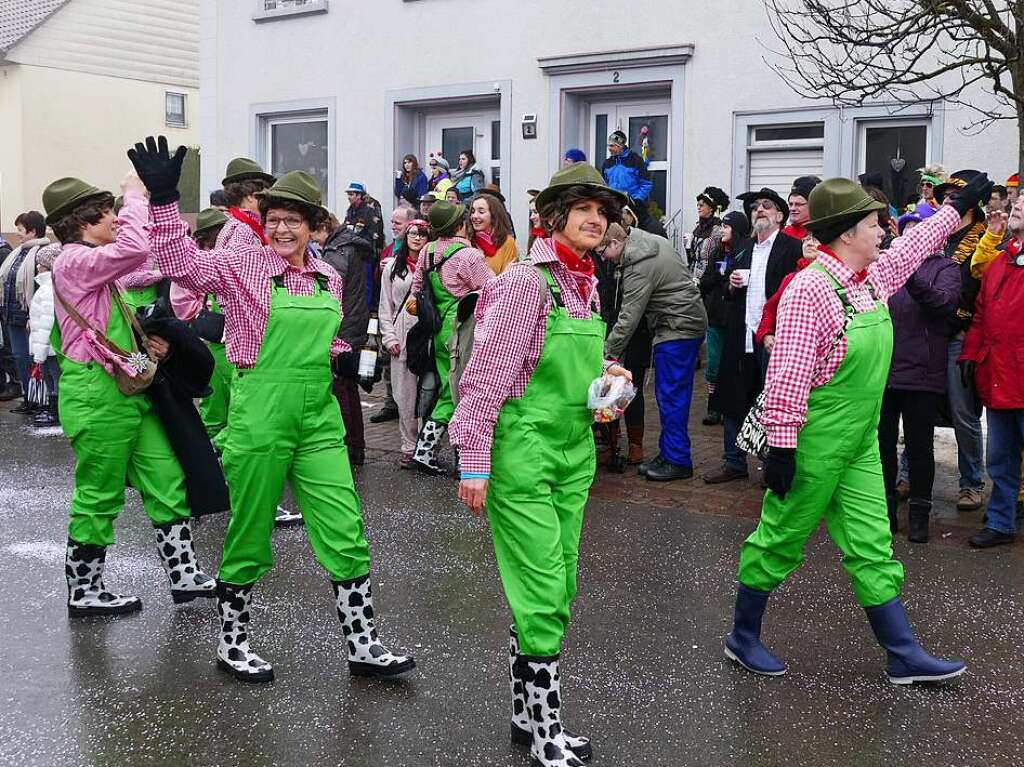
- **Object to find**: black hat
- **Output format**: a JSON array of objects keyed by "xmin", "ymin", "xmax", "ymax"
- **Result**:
[
  {"xmin": 697, "ymin": 186, "xmax": 730, "ymax": 212},
  {"xmin": 858, "ymin": 171, "xmax": 885, "ymax": 190},
  {"xmin": 721, "ymin": 210, "xmax": 751, "ymax": 241},
  {"xmin": 934, "ymin": 169, "xmax": 982, "ymax": 203},
  {"xmin": 737, "ymin": 187, "xmax": 789, "ymax": 223},
  {"xmin": 790, "ymin": 175, "xmax": 821, "ymax": 201}
]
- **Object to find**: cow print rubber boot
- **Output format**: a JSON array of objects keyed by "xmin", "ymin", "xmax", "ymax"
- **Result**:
[
  {"xmin": 509, "ymin": 628, "xmax": 592, "ymax": 761},
  {"xmin": 519, "ymin": 654, "xmax": 587, "ymax": 767},
  {"xmin": 154, "ymin": 521, "xmax": 216, "ymax": 604},
  {"xmin": 411, "ymin": 419, "xmax": 447, "ymax": 475},
  {"xmin": 333, "ymin": 575, "xmax": 416, "ymax": 678},
  {"xmin": 65, "ymin": 539, "xmax": 142, "ymax": 617},
  {"xmin": 274, "ymin": 505, "xmax": 303, "ymax": 528},
  {"xmin": 215, "ymin": 581, "xmax": 274, "ymax": 683}
]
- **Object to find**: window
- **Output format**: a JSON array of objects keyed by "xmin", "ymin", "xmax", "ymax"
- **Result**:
[
  {"xmin": 253, "ymin": 0, "xmax": 328, "ymax": 21},
  {"xmin": 858, "ymin": 121, "xmax": 930, "ymax": 209},
  {"xmin": 746, "ymin": 121, "xmax": 825, "ymax": 192},
  {"xmin": 165, "ymin": 92, "xmax": 186, "ymax": 128},
  {"xmin": 265, "ymin": 114, "xmax": 329, "ymax": 201}
]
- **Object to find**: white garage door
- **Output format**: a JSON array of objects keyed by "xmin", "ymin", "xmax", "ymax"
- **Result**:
[{"xmin": 748, "ymin": 148, "xmax": 824, "ymax": 193}]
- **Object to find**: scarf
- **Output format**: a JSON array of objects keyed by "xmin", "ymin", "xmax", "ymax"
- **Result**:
[
  {"xmin": 1006, "ymin": 237, "xmax": 1022, "ymax": 260},
  {"xmin": 553, "ymin": 238, "xmax": 595, "ymax": 279},
  {"xmin": 229, "ymin": 207, "xmax": 268, "ymax": 246},
  {"xmin": 474, "ymin": 230, "xmax": 498, "ymax": 258},
  {"xmin": 951, "ymin": 221, "xmax": 986, "ymax": 266},
  {"xmin": 530, "ymin": 226, "xmax": 546, "ymax": 241},
  {"xmin": 0, "ymin": 238, "xmax": 49, "ymax": 310}
]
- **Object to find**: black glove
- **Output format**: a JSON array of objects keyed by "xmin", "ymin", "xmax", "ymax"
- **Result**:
[
  {"xmin": 332, "ymin": 350, "xmax": 359, "ymax": 380},
  {"xmin": 958, "ymin": 359, "xmax": 976, "ymax": 389},
  {"xmin": 763, "ymin": 446, "xmax": 796, "ymax": 500},
  {"xmin": 127, "ymin": 135, "xmax": 187, "ymax": 206},
  {"xmin": 948, "ymin": 173, "xmax": 993, "ymax": 217}
]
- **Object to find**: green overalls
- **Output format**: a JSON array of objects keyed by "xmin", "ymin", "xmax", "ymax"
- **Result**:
[
  {"xmin": 738, "ymin": 264, "xmax": 905, "ymax": 607},
  {"xmin": 55, "ymin": 292, "xmax": 190, "ymax": 547},
  {"xmin": 121, "ymin": 284, "xmax": 160, "ymax": 313},
  {"xmin": 218, "ymin": 274, "xmax": 371, "ymax": 585},
  {"xmin": 427, "ymin": 243, "xmax": 466, "ymax": 425},
  {"xmin": 487, "ymin": 267, "xmax": 604, "ymax": 656},
  {"xmin": 198, "ymin": 295, "xmax": 233, "ymax": 449}
]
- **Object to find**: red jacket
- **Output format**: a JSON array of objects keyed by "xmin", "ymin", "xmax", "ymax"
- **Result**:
[
  {"xmin": 960, "ymin": 248, "xmax": 1024, "ymax": 409},
  {"xmin": 755, "ymin": 257, "xmax": 810, "ymax": 345}
]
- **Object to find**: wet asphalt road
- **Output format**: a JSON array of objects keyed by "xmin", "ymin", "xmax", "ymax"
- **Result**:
[{"xmin": 2, "ymin": 406, "xmax": 1024, "ymax": 767}]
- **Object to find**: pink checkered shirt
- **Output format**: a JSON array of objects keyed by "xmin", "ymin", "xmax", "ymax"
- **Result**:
[
  {"xmin": 449, "ymin": 238, "xmax": 600, "ymax": 475},
  {"xmin": 762, "ymin": 204, "xmax": 960, "ymax": 448},
  {"xmin": 149, "ymin": 202, "xmax": 348, "ymax": 368},
  {"xmin": 120, "ymin": 253, "xmax": 163, "ymax": 289},
  {"xmin": 410, "ymin": 237, "xmax": 494, "ymax": 298}
]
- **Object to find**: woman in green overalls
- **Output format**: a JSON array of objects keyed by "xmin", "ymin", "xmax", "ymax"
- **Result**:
[
  {"xmin": 129, "ymin": 136, "xmax": 414, "ymax": 684},
  {"xmin": 44, "ymin": 173, "xmax": 217, "ymax": 617},
  {"xmin": 451, "ymin": 164, "xmax": 631, "ymax": 767},
  {"xmin": 409, "ymin": 201, "xmax": 493, "ymax": 473},
  {"xmin": 724, "ymin": 176, "xmax": 990, "ymax": 684}
]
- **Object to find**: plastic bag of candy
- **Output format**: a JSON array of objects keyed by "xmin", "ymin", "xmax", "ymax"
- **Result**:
[{"xmin": 587, "ymin": 373, "xmax": 636, "ymax": 423}]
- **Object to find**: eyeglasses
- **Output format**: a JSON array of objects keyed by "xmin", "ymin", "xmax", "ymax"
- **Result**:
[
  {"xmin": 429, "ymin": 162, "xmax": 438, "ymax": 168},
  {"xmin": 750, "ymin": 201, "xmax": 777, "ymax": 211},
  {"xmin": 265, "ymin": 216, "xmax": 304, "ymax": 230}
]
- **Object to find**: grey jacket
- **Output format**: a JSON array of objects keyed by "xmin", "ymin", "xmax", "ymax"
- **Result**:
[{"xmin": 604, "ymin": 227, "xmax": 707, "ymax": 359}]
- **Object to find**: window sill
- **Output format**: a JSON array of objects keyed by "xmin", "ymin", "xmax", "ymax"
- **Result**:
[{"xmin": 253, "ymin": 1, "xmax": 328, "ymax": 22}]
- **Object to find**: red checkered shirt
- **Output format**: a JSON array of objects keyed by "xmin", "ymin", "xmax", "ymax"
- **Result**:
[
  {"xmin": 149, "ymin": 202, "xmax": 348, "ymax": 368},
  {"xmin": 410, "ymin": 237, "xmax": 494, "ymax": 298},
  {"xmin": 762, "ymin": 204, "xmax": 960, "ymax": 448},
  {"xmin": 449, "ymin": 238, "xmax": 600, "ymax": 475}
]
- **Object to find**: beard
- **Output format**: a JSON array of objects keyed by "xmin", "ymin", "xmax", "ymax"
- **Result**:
[
  {"xmin": 753, "ymin": 218, "xmax": 773, "ymax": 234},
  {"xmin": 1009, "ymin": 212, "xmax": 1024, "ymax": 235}
]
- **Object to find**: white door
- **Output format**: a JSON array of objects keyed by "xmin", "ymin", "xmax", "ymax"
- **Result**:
[
  {"xmin": 425, "ymin": 112, "xmax": 501, "ymax": 189},
  {"xmin": 589, "ymin": 99, "xmax": 671, "ymax": 215}
]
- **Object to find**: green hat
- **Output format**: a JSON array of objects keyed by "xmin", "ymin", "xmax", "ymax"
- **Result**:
[
  {"xmin": 805, "ymin": 178, "xmax": 887, "ymax": 235},
  {"xmin": 428, "ymin": 200, "xmax": 466, "ymax": 232},
  {"xmin": 222, "ymin": 157, "xmax": 275, "ymax": 186},
  {"xmin": 535, "ymin": 162, "xmax": 627, "ymax": 212},
  {"xmin": 193, "ymin": 207, "xmax": 228, "ymax": 237},
  {"xmin": 43, "ymin": 177, "xmax": 111, "ymax": 225},
  {"xmin": 257, "ymin": 170, "xmax": 325, "ymax": 212}
]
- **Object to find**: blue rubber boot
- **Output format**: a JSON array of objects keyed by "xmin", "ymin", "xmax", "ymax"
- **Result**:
[
  {"xmin": 865, "ymin": 597, "xmax": 966, "ymax": 685},
  {"xmin": 724, "ymin": 584, "xmax": 786, "ymax": 676}
]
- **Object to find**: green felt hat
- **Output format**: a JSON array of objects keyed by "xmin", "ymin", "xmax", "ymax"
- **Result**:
[
  {"xmin": 193, "ymin": 207, "xmax": 228, "ymax": 237},
  {"xmin": 535, "ymin": 162, "xmax": 627, "ymax": 212},
  {"xmin": 428, "ymin": 200, "xmax": 466, "ymax": 232},
  {"xmin": 805, "ymin": 177, "xmax": 887, "ymax": 234},
  {"xmin": 43, "ymin": 177, "xmax": 111, "ymax": 225},
  {"xmin": 222, "ymin": 157, "xmax": 275, "ymax": 186},
  {"xmin": 257, "ymin": 170, "xmax": 324, "ymax": 212}
]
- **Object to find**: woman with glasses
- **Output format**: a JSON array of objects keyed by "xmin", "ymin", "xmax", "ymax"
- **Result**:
[
  {"xmin": 132, "ymin": 136, "xmax": 415, "ymax": 685},
  {"xmin": 378, "ymin": 219, "xmax": 430, "ymax": 467}
]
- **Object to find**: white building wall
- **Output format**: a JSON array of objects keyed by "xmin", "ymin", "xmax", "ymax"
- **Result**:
[{"xmin": 205, "ymin": 0, "xmax": 1017, "ymax": 233}]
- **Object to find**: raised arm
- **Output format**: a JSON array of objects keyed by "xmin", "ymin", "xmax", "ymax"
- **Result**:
[{"xmin": 149, "ymin": 202, "xmax": 248, "ymax": 298}]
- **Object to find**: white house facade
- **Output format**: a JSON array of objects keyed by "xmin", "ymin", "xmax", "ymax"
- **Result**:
[
  {"xmin": 0, "ymin": 0, "xmax": 200, "ymax": 228},
  {"xmin": 202, "ymin": 0, "xmax": 1017, "ymax": 238}
]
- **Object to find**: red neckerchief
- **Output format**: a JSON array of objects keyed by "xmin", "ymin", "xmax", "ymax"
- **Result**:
[
  {"xmin": 228, "ymin": 207, "xmax": 268, "ymax": 246},
  {"xmin": 475, "ymin": 230, "xmax": 498, "ymax": 258},
  {"xmin": 1006, "ymin": 237, "xmax": 1023, "ymax": 259},
  {"xmin": 817, "ymin": 244, "xmax": 868, "ymax": 282},
  {"xmin": 530, "ymin": 226, "xmax": 546, "ymax": 240},
  {"xmin": 782, "ymin": 222, "xmax": 808, "ymax": 240},
  {"xmin": 553, "ymin": 238, "xmax": 595, "ymax": 278}
]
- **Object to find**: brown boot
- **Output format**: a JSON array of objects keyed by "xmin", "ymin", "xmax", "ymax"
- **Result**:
[
  {"xmin": 597, "ymin": 421, "xmax": 621, "ymax": 467},
  {"xmin": 626, "ymin": 426, "xmax": 645, "ymax": 465}
]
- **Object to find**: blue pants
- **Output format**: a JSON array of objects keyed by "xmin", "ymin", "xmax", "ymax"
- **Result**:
[
  {"xmin": 947, "ymin": 336, "xmax": 984, "ymax": 491},
  {"xmin": 653, "ymin": 338, "xmax": 702, "ymax": 468},
  {"xmin": 983, "ymin": 409, "xmax": 1024, "ymax": 535},
  {"xmin": 7, "ymin": 324, "xmax": 31, "ymax": 398}
]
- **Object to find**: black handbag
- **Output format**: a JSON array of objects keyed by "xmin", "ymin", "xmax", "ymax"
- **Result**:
[{"xmin": 405, "ymin": 242, "xmax": 464, "ymax": 376}]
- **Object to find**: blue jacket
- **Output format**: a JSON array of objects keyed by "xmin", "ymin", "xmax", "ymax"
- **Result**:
[
  {"xmin": 601, "ymin": 148, "xmax": 652, "ymax": 202},
  {"xmin": 394, "ymin": 171, "xmax": 429, "ymax": 204}
]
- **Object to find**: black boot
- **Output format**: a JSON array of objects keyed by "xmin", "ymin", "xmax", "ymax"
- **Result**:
[
  {"xmin": 907, "ymin": 499, "xmax": 931, "ymax": 544},
  {"xmin": 886, "ymin": 493, "xmax": 899, "ymax": 535},
  {"xmin": 33, "ymin": 396, "xmax": 58, "ymax": 427},
  {"xmin": 724, "ymin": 584, "xmax": 786, "ymax": 676},
  {"xmin": 11, "ymin": 398, "xmax": 34, "ymax": 414}
]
